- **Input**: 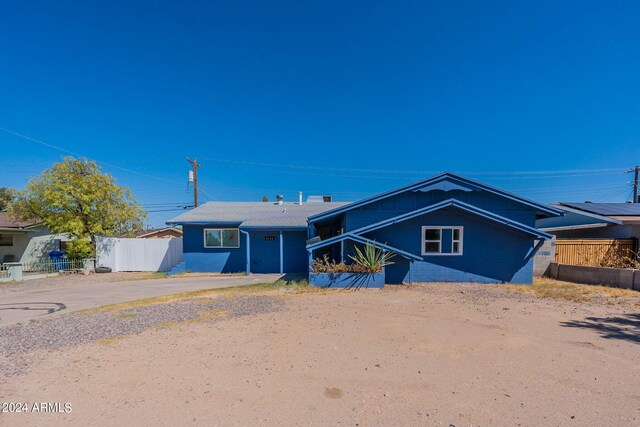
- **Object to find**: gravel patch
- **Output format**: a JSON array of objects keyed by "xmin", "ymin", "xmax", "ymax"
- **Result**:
[{"xmin": 0, "ymin": 295, "xmax": 285, "ymax": 378}]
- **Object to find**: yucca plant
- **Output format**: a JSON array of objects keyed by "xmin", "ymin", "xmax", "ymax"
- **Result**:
[{"xmin": 349, "ymin": 243, "xmax": 395, "ymax": 273}]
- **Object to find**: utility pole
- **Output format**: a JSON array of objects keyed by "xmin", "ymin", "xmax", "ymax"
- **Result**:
[
  {"xmin": 186, "ymin": 158, "xmax": 200, "ymax": 207},
  {"xmin": 626, "ymin": 165, "xmax": 639, "ymax": 203}
]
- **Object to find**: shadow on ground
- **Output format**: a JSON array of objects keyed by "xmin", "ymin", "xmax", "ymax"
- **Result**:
[
  {"xmin": 560, "ymin": 313, "xmax": 640, "ymax": 344},
  {"xmin": 0, "ymin": 302, "xmax": 67, "ymax": 317}
]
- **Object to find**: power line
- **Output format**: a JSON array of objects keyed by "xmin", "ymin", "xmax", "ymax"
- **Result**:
[
  {"xmin": 197, "ymin": 157, "xmax": 624, "ymax": 177},
  {"xmin": 0, "ymin": 127, "xmax": 185, "ymax": 186},
  {"xmin": 146, "ymin": 207, "xmax": 194, "ymax": 213}
]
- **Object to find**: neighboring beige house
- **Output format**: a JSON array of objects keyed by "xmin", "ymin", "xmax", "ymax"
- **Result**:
[{"xmin": 0, "ymin": 213, "xmax": 71, "ymax": 264}]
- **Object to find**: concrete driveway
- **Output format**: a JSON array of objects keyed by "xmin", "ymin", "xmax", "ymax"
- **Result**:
[{"xmin": 0, "ymin": 274, "xmax": 283, "ymax": 326}]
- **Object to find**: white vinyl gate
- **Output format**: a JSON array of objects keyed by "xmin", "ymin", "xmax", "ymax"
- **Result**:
[{"xmin": 96, "ymin": 237, "xmax": 183, "ymax": 272}]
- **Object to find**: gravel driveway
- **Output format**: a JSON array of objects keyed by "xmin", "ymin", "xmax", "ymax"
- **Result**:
[{"xmin": 0, "ymin": 273, "xmax": 282, "ymax": 326}]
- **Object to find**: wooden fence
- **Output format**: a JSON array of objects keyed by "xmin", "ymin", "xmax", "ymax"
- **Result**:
[{"xmin": 555, "ymin": 239, "xmax": 637, "ymax": 267}]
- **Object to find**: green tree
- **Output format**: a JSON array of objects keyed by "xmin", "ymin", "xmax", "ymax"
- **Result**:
[
  {"xmin": 8, "ymin": 157, "xmax": 146, "ymax": 250},
  {"xmin": 261, "ymin": 195, "xmax": 269, "ymax": 202},
  {"xmin": 0, "ymin": 187, "xmax": 14, "ymax": 211}
]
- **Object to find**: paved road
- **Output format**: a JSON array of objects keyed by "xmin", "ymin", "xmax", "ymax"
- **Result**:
[{"xmin": 0, "ymin": 274, "xmax": 283, "ymax": 326}]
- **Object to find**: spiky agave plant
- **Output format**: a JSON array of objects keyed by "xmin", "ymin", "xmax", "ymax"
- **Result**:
[{"xmin": 349, "ymin": 243, "xmax": 395, "ymax": 273}]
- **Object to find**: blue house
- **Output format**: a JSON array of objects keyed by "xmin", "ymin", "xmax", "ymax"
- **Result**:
[
  {"xmin": 167, "ymin": 201, "xmax": 348, "ymax": 274},
  {"xmin": 168, "ymin": 173, "xmax": 563, "ymax": 285}
]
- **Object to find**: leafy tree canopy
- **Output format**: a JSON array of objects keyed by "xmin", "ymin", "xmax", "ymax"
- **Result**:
[
  {"xmin": 8, "ymin": 157, "xmax": 146, "ymax": 244},
  {"xmin": 0, "ymin": 187, "xmax": 14, "ymax": 211}
]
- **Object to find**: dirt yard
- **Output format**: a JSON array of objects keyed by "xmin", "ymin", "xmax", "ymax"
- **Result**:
[{"xmin": 1, "ymin": 282, "xmax": 639, "ymax": 426}]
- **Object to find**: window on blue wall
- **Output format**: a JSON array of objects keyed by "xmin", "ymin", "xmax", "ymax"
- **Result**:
[
  {"xmin": 422, "ymin": 226, "xmax": 463, "ymax": 256},
  {"xmin": 204, "ymin": 229, "xmax": 240, "ymax": 248}
]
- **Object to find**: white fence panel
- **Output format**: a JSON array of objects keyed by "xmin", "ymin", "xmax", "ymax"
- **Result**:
[{"xmin": 96, "ymin": 237, "xmax": 183, "ymax": 272}]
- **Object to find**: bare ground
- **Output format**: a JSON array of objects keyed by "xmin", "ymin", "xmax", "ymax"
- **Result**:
[{"xmin": 1, "ymin": 283, "xmax": 639, "ymax": 426}]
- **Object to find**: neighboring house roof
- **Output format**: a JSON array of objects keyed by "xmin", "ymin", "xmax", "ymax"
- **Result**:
[
  {"xmin": 539, "ymin": 202, "xmax": 640, "ymax": 228},
  {"xmin": 167, "ymin": 202, "xmax": 349, "ymax": 229},
  {"xmin": 536, "ymin": 204, "xmax": 623, "ymax": 232},
  {"xmin": 307, "ymin": 199, "xmax": 552, "ymax": 253},
  {"xmin": 0, "ymin": 212, "xmax": 41, "ymax": 230},
  {"xmin": 136, "ymin": 227, "xmax": 183, "ymax": 238},
  {"xmin": 558, "ymin": 202, "xmax": 640, "ymax": 216},
  {"xmin": 308, "ymin": 172, "xmax": 563, "ymax": 223},
  {"xmin": 120, "ymin": 227, "xmax": 183, "ymax": 238}
]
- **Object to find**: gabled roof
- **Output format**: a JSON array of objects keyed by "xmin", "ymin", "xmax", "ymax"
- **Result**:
[
  {"xmin": 306, "ymin": 233, "xmax": 423, "ymax": 261},
  {"xmin": 308, "ymin": 172, "xmax": 563, "ymax": 223},
  {"xmin": 308, "ymin": 199, "xmax": 552, "ymax": 252},
  {"xmin": 167, "ymin": 202, "xmax": 349, "ymax": 229},
  {"xmin": 558, "ymin": 202, "xmax": 640, "ymax": 216}
]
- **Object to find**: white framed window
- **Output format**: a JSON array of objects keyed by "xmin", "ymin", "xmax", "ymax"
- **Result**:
[
  {"xmin": 203, "ymin": 228, "xmax": 240, "ymax": 248},
  {"xmin": 421, "ymin": 226, "xmax": 463, "ymax": 256},
  {"xmin": 451, "ymin": 227, "xmax": 463, "ymax": 254}
]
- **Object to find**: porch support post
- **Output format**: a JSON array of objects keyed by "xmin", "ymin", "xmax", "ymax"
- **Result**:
[
  {"xmin": 340, "ymin": 240, "xmax": 344, "ymax": 262},
  {"xmin": 382, "ymin": 250, "xmax": 386, "ymax": 276},
  {"xmin": 240, "ymin": 229, "xmax": 251, "ymax": 275},
  {"xmin": 279, "ymin": 230, "xmax": 284, "ymax": 274}
]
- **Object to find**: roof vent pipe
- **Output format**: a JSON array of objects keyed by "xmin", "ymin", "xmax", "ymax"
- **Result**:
[
  {"xmin": 298, "ymin": 191, "xmax": 303, "ymax": 205},
  {"xmin": 276, "ymin": 194, "xmax": 284, "ymax": 205}
]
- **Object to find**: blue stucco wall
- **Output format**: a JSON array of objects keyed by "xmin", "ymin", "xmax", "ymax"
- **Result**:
[
  {"xmin": 183, "ymin": 225, "xmax": 247, "ymax": 273},
  {"xmin": 359, "ymin": 208, "xmax": 536, "ymax": 284},
  {"xmin": 182, "ymin": 225, "xmax": 308, "ymax": 273}
]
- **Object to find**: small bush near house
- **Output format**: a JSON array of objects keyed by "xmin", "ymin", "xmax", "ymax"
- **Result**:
[
  {"xmin": 312, "ymin": 255, "xmax": 370, "ymax": 274},
  {"xmin": 597, "ymin": 245, "xmax": 640, "ymax": 269},
  {"xmin": 65, "ymin": 238, "xmax": 94, "ymax": 259},
  {"xmin": 349, "ymin": 243, "xmax": 395, "ymax": 272},
  {"xmin": 312, "ymin": 244, "xmax": 395, "ymax": 274}
]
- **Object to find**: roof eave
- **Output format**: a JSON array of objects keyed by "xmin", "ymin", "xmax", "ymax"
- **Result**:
[{"xmin": 539, "ymin": 223, "xmax": 611, "ymax": 232}]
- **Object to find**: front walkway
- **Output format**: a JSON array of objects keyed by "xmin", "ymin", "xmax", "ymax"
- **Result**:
[{"xmin": 0, "ymin": 274, "xmax": 283, "ymax": 326}]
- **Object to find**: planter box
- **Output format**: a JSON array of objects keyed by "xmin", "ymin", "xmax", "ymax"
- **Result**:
[{"xmin": 309, "ymin": 272, "xmax": 385, "ymax": 288}]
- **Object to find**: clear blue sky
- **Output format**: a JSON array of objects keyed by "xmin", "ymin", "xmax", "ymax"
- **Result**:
[{"xmin": 1, "ymin": 1, "xmax": 639, "ymax": 226}]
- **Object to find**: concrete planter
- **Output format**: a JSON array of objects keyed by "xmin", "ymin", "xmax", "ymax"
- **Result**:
[{"xmin": 309, "ymin": 271, "xmax": 385, "ymax": 288}]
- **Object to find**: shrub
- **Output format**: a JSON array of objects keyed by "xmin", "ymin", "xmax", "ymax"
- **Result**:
[
  {"xmin": 312, "ymin": 255, "xmax": 370, "ymax": 274},
  {"xmin": 598, "ymin": 246, "xmax": 640, "ymax": 269},
  {"xmin": 312, "ymin": 243, "xmax": 395, "ymax": 274},
  {"xmin": 349, "ymin": 243, "xmax": 395, "ymax": 273},
  {"xmin": 65, "ymin": 238, "xmax": 94, "ymax": 259}
]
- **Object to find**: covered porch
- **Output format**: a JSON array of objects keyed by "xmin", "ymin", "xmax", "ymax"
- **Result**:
[{"xmin": 306, "ymin": 233, "xmax": 422, "ymax": 287}]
